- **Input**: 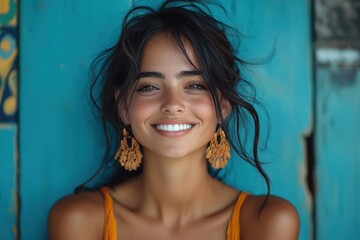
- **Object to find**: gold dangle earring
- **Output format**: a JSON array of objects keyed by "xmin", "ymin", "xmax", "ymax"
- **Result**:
[
  {"xmin": 114, "ymin": 128, "xmax": 143, "ymax": 171},
  {"xmin": 205, "ymin": 125, "xmax": 231, "ymax": 169}
]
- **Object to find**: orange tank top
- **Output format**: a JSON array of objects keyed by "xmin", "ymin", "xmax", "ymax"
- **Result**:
[{"xmin": 100, "ymin": 187, "xmax": 248, "ymax": 240}]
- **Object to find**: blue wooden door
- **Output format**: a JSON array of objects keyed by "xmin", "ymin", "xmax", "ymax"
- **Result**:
[
  {"xmin": 18, "ymin": 1, "xmax": 132, "ymax": 239},
  {"xmin": 315, "ymin": 57, "xmax": 360, "ymax": 239},
  {"xmin": 314, "ymin": 0, "xmax": 360, "ymax": 238}
]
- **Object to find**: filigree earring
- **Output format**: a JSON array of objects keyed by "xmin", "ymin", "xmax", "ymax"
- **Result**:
[
  {"xmin": 114, "ymin": 128, "xmax": 143, "ymax": 171},
  {"xmin": 205, "ymin": 125, "xmax": 231, "ymax": 169}
]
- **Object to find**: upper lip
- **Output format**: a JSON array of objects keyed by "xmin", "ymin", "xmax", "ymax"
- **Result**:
[{"xmin": 151, "ymin": 119, "xmax": 196, "ymax": 125}]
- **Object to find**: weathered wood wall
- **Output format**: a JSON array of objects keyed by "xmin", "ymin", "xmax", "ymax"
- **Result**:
[
  {"xmin": 5, "ymin": 0, "xmax": 360, "ymax": 239},
  {"xmin": 314, "ymin": 0, "xmax": 360, "ymax": 238},
  {"xmin": 16, "ymin": 0, "xmax": 312, "ymax": 239}
]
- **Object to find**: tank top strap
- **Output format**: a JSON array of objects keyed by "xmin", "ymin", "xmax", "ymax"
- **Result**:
[
  {"xmin": 226, "ymin": 192, "xmax": 249, "ymax": 240},
  {"xmin": 100, "ymin": 187, "xmax": 117, "ymax": 240}
]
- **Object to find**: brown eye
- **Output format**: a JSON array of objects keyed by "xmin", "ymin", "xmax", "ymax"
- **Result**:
[
  {"xmin": 186, "ymin": 82, "xmax": 207, "ymax": 90},
  {"xmin": 136, "ymin": 84, "xmax": 159, "ymax": 92}
]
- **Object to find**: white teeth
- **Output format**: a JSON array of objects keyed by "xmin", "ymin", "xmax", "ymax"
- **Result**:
[{"xmin": 156, "ymin": 124, "xmax": 192, "ymax": 132}]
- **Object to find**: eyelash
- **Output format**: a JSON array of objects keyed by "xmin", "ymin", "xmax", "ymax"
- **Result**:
[
  {"xmin": 185, "ymin": 82, "xmax": 207, "ymax": 90},
  {"xmin": 135, "ymin": 82, "xmax": 207, "ymax": 92},
  {"xmin": 136, "ymin": 84, "xmax": 159, "ymax": 92}
]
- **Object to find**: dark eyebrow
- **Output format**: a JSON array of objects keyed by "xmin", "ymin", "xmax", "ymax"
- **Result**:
[
  {"xmin": 138, "ymin": 70, "xmax": 203, "ymax": 79},
  {"xmin": 138, "ymin": 71, "xmax": 165, "ymax": 79},
  {"xmin": 177, "ymin": 70, "xmax": 203, "ymax": 78}
]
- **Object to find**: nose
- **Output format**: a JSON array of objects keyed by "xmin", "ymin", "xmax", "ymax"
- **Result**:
[{"xmin": 160, "ymin": 89, "xmax": 185, "ymax": 114}]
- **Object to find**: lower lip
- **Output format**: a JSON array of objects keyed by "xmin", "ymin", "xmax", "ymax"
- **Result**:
[{"xmin": 153, "ymin": 125, "xmax": 194, "ymax": 138}]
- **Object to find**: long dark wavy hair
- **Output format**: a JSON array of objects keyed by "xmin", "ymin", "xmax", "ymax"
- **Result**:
[{"xmin": 82, "ymin": 0, "xmax": 270, "ymax": 201}]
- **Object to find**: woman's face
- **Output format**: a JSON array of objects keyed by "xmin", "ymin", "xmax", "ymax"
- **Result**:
[{"xmin": 123, "ymin": 33, "xmax": 218, "ymax": 160}]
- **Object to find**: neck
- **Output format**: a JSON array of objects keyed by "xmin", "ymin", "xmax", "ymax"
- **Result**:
[{"xmin": 138, "ymin": 149, "xmax": 217, "ymax": 226}]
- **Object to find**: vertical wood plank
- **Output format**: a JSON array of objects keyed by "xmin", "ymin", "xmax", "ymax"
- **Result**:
[
  {"xmin": 215, "ymin": 1, "xmax": 313, "ymax": 239},
  {"xmin": 19, "ymin": 0, "xmax": 132, "ymax": 239},
  {"xmin": 0, "ymin": 0, "xmax": 19, "ymax": 239},
  {"xmin": 316, "ymin": 65, "xmax": 360, "ymax": 240}
]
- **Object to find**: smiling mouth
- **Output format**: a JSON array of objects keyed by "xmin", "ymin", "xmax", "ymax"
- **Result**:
[{"xmin": 155, "ymin": 124, "xmax": 194, "ymax": 132}]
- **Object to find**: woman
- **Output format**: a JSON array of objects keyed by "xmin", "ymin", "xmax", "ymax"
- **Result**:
[{"xmin": 48, "ymin": 1, "xmax": 300, "ymax": 239}]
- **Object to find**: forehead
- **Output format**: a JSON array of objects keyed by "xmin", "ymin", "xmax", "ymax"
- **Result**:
[{"xmin": 140, "ymin": 33, "xmax": 200, "ymax": 71}]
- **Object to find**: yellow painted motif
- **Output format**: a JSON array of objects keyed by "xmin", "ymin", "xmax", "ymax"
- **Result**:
[
  {"xmin": 8, "ymin": 2, "xmax": 17, "ymax": 26},
  {"xmin": 0, "ymin": 38, "xmax": 11, "ymax": 51},
  {"xmin": 7, "ymin": 14, "xmax": 17, "ymax": 26},
  {"xmin": 0, "ymin": 36, "xmax": 17, "ymax": 117},
  {"xmin": 0, "ymin": 0, "xmax": 10, "ymax": 14},
  {"xmin": 0, "ymin": 0, "xmax": 17, "ymax": 27},
  {"xmin": 3, "ymin": 69, "xmax": 17, "ymax": 115}
]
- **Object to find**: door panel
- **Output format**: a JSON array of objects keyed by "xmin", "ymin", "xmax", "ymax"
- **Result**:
[
  {"xmin": 19, "ymin": 1, "xmax": 132, "ymax": 239},
  {"xmin": 17, "ymin": 0, "xmax": 312, "ymax": 239}
]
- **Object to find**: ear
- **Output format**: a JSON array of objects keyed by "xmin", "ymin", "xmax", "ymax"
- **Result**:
[
  {"xmin": 115, "ymin": 90, "xmax": 130, "ymax": 125},
  {"xmin": 220, "ymin": 98, "xmax": 231, "ymax": 119}
]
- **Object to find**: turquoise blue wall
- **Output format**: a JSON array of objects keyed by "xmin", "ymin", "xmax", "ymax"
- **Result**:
[
  {"xmin": 5, "ymin": 0, "xmax": 359, "ymax": 239},
  {"xmin": 17, "ymin": 0, "xmax": 312, "ymax": 239},
  {"xmin": 19, "ymin": 1, "xmax": 130, "ymax": 239}
]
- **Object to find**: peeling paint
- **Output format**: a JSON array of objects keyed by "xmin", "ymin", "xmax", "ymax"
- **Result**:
[
  {"xmin": 316, "ymin": 47, "xmax": 360, "ymax": 88},
  {"xmin": 317, "ymin": 48, "xmax": 360, "ymax": 64}
]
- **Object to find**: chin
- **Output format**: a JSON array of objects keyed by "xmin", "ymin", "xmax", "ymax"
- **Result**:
[
  {"xmin": 158, "ymin": 147, "xmax": 205, "ymax": 161},
  {"xmin": 160, "ymin": 151, "xmax": 190, "ymax": 160}
]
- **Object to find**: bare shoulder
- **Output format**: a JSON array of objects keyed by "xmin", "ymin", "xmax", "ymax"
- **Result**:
[
  {"xmin": 242, "ymin": 194, "xmax": 300, "ymax": 240},
  {"xmin": 48, "ymin": 190, "xmax": 104, "ymax": 240}
]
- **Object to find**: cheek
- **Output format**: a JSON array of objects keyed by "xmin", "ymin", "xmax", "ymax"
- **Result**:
[
  {"xmin": 128, "ymin": 97, "xmax": 155, "ymax": 124},
  {"xmin": 190, "ymin": 96, "xmax": 217, "ymax": 123}
]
